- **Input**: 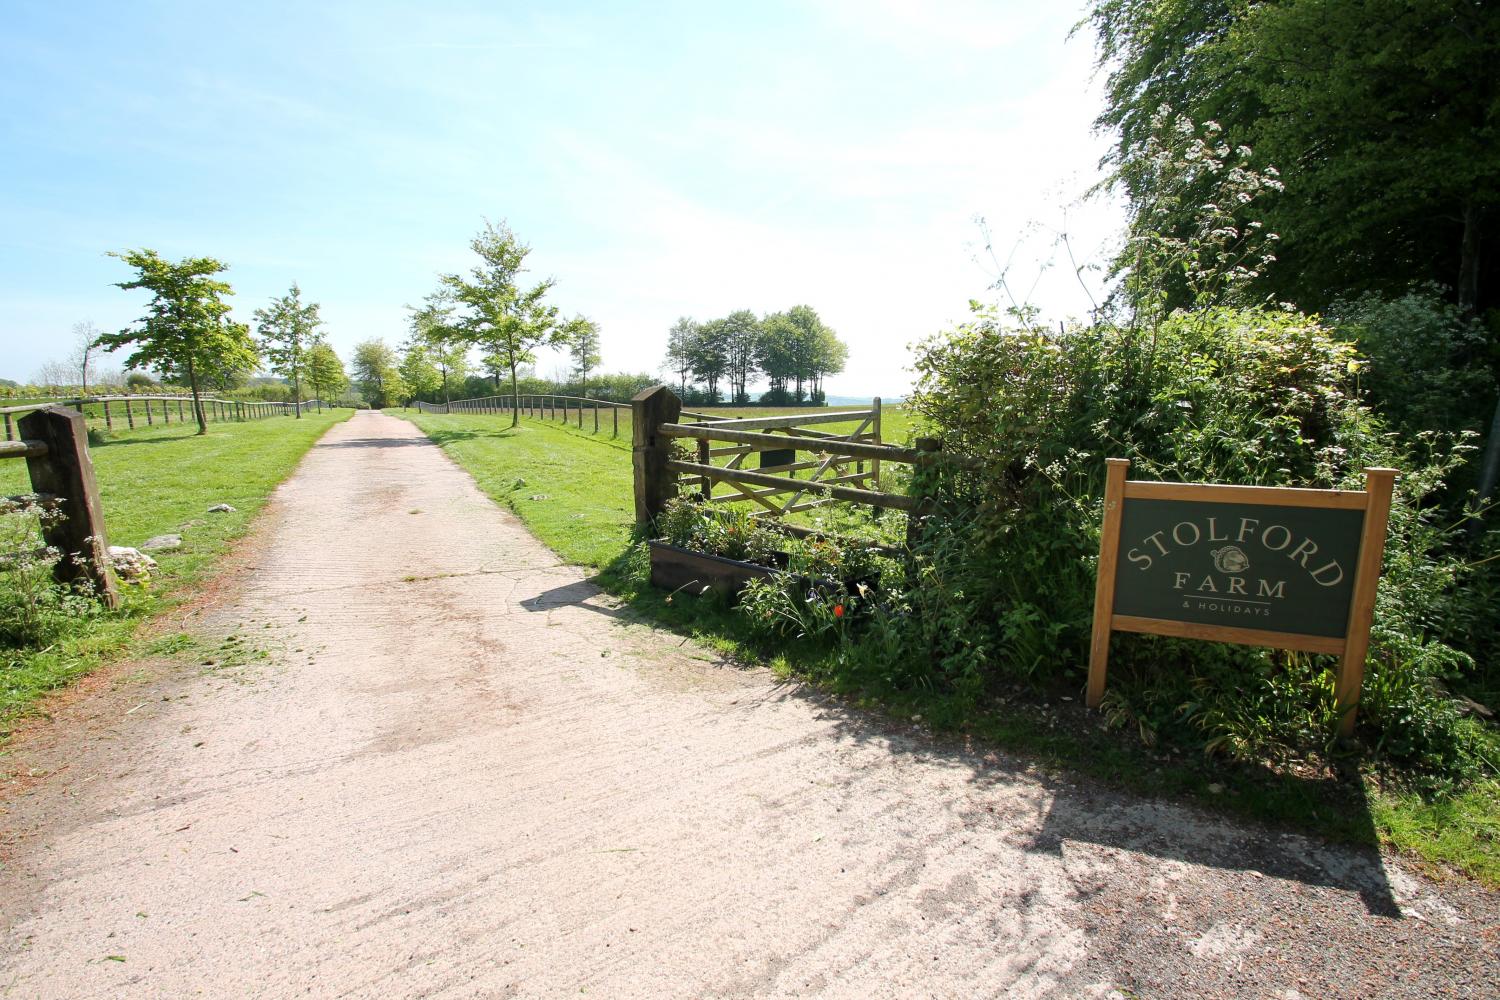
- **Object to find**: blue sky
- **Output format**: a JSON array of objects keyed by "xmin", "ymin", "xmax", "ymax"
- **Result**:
[{"xmin": 1, "ymin": 0, "xmax": 1121, "ymax": 395}]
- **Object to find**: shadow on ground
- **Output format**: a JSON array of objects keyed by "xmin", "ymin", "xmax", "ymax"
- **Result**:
[{"xmin": 523, "ymin": 561, "xmax": 1402, "ymax": 920}]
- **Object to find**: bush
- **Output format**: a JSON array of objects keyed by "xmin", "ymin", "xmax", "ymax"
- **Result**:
[
  {"xmin": 1327, "ymin": 285, "xmax": 1496, "ymax": 477},
  {"xmin": 0, "ymin": 498, "xmax": 105, "ymax": 649},
  {"xmin": 889, "ymin": 304, "xmax": 1492, "ymax": 779}
]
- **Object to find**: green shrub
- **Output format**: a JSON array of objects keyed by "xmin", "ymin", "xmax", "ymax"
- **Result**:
[
  {"xmin": 896, "ymin": 303, "xmax": 1492, "ymax": 780},
  {"xmin": 0, "ymin": 499, "xmax": 106, "ymax": 649},
  {"xmin": 1327, "ymin": 285, "xmax": 1496, "ymax": 452}
]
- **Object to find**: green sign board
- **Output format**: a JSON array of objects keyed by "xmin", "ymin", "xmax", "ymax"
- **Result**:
[
  {"xmin": 760, "ymin": 448, "xmax": 796, "ymax": 470},
  {"xmin": 1112, "ymin": 498, "xmax": 1366, "ymax": 638}
]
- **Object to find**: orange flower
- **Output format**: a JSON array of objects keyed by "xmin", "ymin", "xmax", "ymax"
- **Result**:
[{"xmin": 833, "ymin": 604, "xmax": 845, "ymax": 618}]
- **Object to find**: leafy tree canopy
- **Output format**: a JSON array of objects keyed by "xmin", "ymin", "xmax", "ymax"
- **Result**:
[
  {"xmin": 253, "ymin": 282, "xmax": 323, "ymax": 415},
  {"xmin": 98, "ymin": 248, "xmax": 258, "ymax": 433},
  {"xmin": 1085, "ymin": 0, "xmax": 1500, "ymax": 314}
]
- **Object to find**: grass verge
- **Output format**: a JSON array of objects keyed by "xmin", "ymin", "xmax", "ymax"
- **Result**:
[
  {"xmin": 401, "ymin": 409, "xmax": 1500, "ymax": 886},
  {"xmin": 0, "ymin": 409, "xmax": 352, "ymax": 733}
]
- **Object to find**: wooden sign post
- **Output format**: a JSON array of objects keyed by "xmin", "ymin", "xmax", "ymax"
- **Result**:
[{"xmin": 1088, "ymin": 459, "xmax": 1396, "ymax": 736}]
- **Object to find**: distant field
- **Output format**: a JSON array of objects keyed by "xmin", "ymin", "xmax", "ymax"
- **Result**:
[{"xmin": 421, "ymin": 399, "xmax": 922, "ymax": 447}]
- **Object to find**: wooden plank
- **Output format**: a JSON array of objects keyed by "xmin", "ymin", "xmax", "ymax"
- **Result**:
[
  {"xmin": 0, "ymin": 439, "xmax": 49, "ymax": 460},
  {"xmin": 660, "ymin": 423, "xmax": 924, "ymax": 465},
  {"xmin": 707, "ymin": 469, "xmax": 871, "ymax": 502},
  {"xmin": 750, "ymin": 498, "xmax": 836, "ymax": 517},
  {"xmin": 672, "ymin": 410, "xmax": 873, "ymax": 432},
  {"xmin": 1110, "ymin": 615, "xmax": 1346, "ymax": 656},
  {"xmin": 1335, "ymin": 468, "xmax": 1398, "ymax": 736},
  {"xmin": 1087, "ymin": 459, "xmax": 1130, "ymax": 707},
  {"xmin": 1124, "ymin": 479, "xmax": 1368, "ymax": 510},
  {"xmin": 666, "ymin": 459, "xmax": 916, "ymax": 511}
]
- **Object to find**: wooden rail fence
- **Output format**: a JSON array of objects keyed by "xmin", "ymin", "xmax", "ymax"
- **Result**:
[
  {"xmin": 0, "ymin": 406, "xmax": 119, "ymax": 607},
  {"xmin": 1, "ymin": 396, "xmax": 336, "ymax": 441},
  {"xmin": 412, "ymin": 393, "xmax": 632, "ymax": 437},
  {"xmin": 629, "ymin": 386, "xmax": 919, "ymax": 529}
]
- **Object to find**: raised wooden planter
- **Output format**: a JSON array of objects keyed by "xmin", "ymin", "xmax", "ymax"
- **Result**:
[
  {"xmin": 648, "ymin": 540, "xmax": 787, "ymax": 601},
  {"xmin": 647, "ymin": 540, "xmax": 884, "ymax": 607}
]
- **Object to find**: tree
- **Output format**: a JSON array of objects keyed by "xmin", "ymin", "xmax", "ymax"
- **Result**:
[
  {"xmin": 663, "ymin": 317, "xmax": 699, "ymax": 393},
  {"xmin": 688, "ymin": 319, "xmax": 730, "ymax": 402},
  {"xmin": 407, "ymin": 291, "xmax": 469, "ymax": 405},
  {"xmin": 253, "ymin": 283, "xmax": 323, "ymax": 418},
  {"xmin": 305, "ymin": 339, "xmax": 348, "ymax": 404},
  {"xmin": 1084, "ymin": 0, "xmax": 1500, "ymax": 315},
  {"xmin": 397, "ymin": 341, "xmax": 443, "ymax": 405},
  {"xmin": 99, "ymin": 249, "xmax": 258, "ymax": 434},
  {"xmin": 70, "ymin": 322, "xmax": 101, "ymax": 394},
  {"xmin": 809, "ymin": 324, "xmax": 848, "ymax": 403},
  {"xmin": 563, "ymin": 315, "xmax": 602, "ymax": 397},
  {"xmin": 721, "ymin": 310, "xmax": 760, "ymax": 404},
  {"xmin": 1084, "ymin": 0, "xmax": 1500, "ymax": 518},
  {"xmin": 440, "ymin": 220, "xmax": 559, "ymax": 427},
  {"xmin": 351, "ymin": 339, "xmax": 405, "ymax": 408}
]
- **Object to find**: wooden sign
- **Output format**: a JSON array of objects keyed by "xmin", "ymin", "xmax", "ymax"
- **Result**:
[{"xmin": 1087, "ymin": 459, "xmax": 1396, "ymax": 735}]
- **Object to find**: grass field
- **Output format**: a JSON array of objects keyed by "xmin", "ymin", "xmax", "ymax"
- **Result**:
[
  {"xmin": 416, "ymin": 398, "xmax": 922, "ymax": 449},
  {"xmin": 0, "ymin": 409, "xmax": 352, "ymax": 732},
  {"xmin": 400, "ymin": 407, "xmax": 1500, "ymax": 887}
]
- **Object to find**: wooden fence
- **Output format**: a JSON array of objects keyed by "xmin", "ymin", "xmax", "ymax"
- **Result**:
[
  {"xmin": 1, "ymin": 395, "xmax": 335, "ymax": 441},
  {"xmin": 412, "ymin": 393, "xmax": 633, "ymax": 437},
  {"xmin": 629, "ymin": 386, "xmax": 923, "ymax": 529},
  {"xmin": 0, "ymin": 407, "xmax": 119, "ymax": 607}
]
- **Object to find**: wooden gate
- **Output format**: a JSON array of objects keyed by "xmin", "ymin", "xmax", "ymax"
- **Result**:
[{"xmin": 631, "ymin": 386, "xmax": 929, "ymax": 529}]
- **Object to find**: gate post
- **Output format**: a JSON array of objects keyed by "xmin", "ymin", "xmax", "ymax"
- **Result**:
[
  {"xmin": 632, "ymin": 385, "xmax": 681, "ymax": 530},
  {"xmin": 19, "ymin": 407, "xmax": 120, "ymax": 608}
]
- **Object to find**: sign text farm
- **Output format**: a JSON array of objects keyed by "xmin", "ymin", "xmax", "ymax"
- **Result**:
[{"xmin": 1087, "ymin": 459, "xmax": 1396, "ymax": 736}]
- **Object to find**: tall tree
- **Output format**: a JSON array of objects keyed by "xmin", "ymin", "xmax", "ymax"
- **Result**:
[
  {"xmin": 351, "ymin": 339, "xmax": 405, "ymax": 408},
  {"xmin": 440, "ymin": 220, "xmax": 559, "ymax": 427},
  {"xmin": 721, "ymin": 309, "xmax": 760, "ymax": 404},
  {"xmin": 663, "ymin": 316, "xmax": 699, "ymax": 393},
  {"xmin": 67, "ymin": 321, "xmax": 102, "ymax": 394},
  {"xmin": 305, "ymin": 338, "xmax": 348, "ymax": 404},
  {"xmin": 99, "ymin": 249, "xmax": 258, "ymax": 434},
  {"xmin": 563, "ymin": 315, "xmax": 602, "ymax": 397},
  {"xmin": 689, "ymin": 319, "xmax": 730, "ymax": 402},
  {"xmin": 253, "ymin": 283, "xmax": 323, "ymax": 418},
  {"xmin": 756, "ymin": 312, "xmax": 798, "ymax": 400},
  {"xmin": 407, "ymin": 292, "xmax": 468, "ymax": 405},
  {"xmin": 1085, "ymin": 0, "xmax": 1500, "ymax": 314},
  {"xmin": 398, "ymin": 341, "xmax": 443, "ymax": 405},
  {"xmin": 809, "ymin": 324, "xmax": 848, "ymax": 402}
]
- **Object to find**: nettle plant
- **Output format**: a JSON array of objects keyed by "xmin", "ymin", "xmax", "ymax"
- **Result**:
[{"xmin": 0, "ymin": 496, "xmax": 103, "ymax": 649}]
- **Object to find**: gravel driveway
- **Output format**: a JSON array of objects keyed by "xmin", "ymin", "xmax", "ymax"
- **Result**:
[{"xmin": 2, "ymin": 410, "xmax": 1494, "ymax": 998}]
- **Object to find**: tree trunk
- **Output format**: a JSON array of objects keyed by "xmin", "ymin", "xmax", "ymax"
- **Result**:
[
  {"xmin": 509, "ymin": 360, "xmax": 520, "ymax": 428},
  {"xmin": 185, "ymin": 356, "xmax": 207, "ymax": 434},
  {"xmin": 1458, "ymin": 200, "xmax": 1482, "ymax": 315},
  {"xmin": 1474, "ymin": 396, "xmax": 1500, "ymax": 534},
  {"xmin": 292, "ymin": 368, "xmax": 302, "ymax": 418}
]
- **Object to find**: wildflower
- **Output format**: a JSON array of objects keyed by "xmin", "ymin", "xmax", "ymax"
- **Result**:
[{"xmin": 833, "ymin": 604, "xmax": 845, "ymax": 619}]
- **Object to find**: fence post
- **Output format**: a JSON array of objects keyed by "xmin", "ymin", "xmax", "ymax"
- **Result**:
[
  {"xmin": 103, "ymin": 400, "xmax": 113, "ymax": 431},
  {"xmin": 904, "ymin": 437, "xmax": 943, "ymax": 552},
  {"xmin": 632, "ymin": 385, "xmax": 682, "ymax": 530},
  {"xmin": 18, "ymin": 408, "xmax": 120, "ymax": 609},
  {"xmin": 612, "ymin": 406, "xmax": 619, "ymax": 438},
  {"xmin": 3, "ymin": 412, "xmax": 12, "ymax": 441},
  {"xmin": 145, "ymin": 399, "xmax": 153, "ymax": 426}
]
